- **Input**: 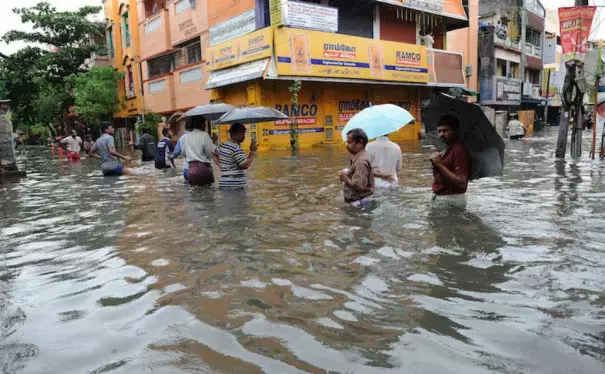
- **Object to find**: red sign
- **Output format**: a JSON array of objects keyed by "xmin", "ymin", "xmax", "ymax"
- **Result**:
[{"xmin": 558, "ymin": 6, "xmax": 596, "ymax": 62}]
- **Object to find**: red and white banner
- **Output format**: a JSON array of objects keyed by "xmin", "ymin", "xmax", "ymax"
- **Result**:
[{"xmin": 558, "ymin": 6, "xmax": 596, "ymax": 62}]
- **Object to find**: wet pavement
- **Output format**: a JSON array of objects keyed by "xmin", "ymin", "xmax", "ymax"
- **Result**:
[{"xmin": 1, "ymin": 128, "xmax": 605, "ymax": 373}]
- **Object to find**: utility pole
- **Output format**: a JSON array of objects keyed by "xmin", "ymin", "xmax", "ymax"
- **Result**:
[
  {"xmin": 556, "ymin": 0, "xmax": 589, "ymax": 159},
  {"xmin": 592, "ymin": 47, "xmax": 601, "ymax": 159}
]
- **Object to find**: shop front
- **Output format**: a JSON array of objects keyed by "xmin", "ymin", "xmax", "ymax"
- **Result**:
[{"xmin": 206, "ymin": 26, "xmax": 465, "ymax": 150}]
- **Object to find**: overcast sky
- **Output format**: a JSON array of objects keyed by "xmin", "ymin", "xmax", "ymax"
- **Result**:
[{"xmin": 1, "ymin": 0, "xmax": 605, "ymax": 55}]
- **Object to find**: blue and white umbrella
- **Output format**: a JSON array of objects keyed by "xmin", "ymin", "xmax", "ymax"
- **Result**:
[{"xmin": 341, "ymin": 104, "xmax": 414, "ymax": 141}]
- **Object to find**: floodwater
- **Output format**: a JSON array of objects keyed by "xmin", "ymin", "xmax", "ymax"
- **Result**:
[{"xmin": 1, "ymin": 128, "xmax": 605, "ymax": 373}]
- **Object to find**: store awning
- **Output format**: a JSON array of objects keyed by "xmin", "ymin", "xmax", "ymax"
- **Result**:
[
  {"xmin": 206, "ymin": 58, "xmax": 270, "ymax": 89},
  {"xmin": 376, "ymin": 0, "xmax": 468, "ymax": 22},
  {"xmin": 526, "ymin": 55, "xmax": 543, "ymax": 70}
]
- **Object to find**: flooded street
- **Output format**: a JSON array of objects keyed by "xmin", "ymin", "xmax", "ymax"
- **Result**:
[{"xmin": 2, "ymin": 128, "xmax": 605, "ymax": 373}]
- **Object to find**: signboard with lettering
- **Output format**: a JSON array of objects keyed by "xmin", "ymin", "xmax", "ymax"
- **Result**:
[
  {"xmin": 269, "ymin": 0, "xmax": 283, "ymax": 27},
  {"xmin": 522, "ymin": 82, "xmax": 533, "ymax": 96},
  {"xmin": 495, "ymin": 78, "xmax": 522, "ymax": 103},
  {"xmin": 179, "ymin": 19, "xmax": 198, "ymax": 38},
  {"xmin": 274, "ymin": 27, "xmax": 428, "ymax": 83},
  {"xmin": 209, "ymin": 9, "xmax": 256, "ymax": 46},
  {"xmin": 282, "ymin": 1, "xmax": 338, "ymax": 33},
  {"xmin": 206, "ymin": 27, "xmax": 273, "ymax": 71}
]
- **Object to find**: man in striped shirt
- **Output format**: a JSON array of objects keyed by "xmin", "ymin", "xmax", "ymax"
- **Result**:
[{"xmin": 215, "ymin": 123, "xmax": 257, "ymax": 189}]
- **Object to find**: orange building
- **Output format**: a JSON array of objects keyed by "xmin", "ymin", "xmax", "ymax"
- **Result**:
[
  {"xmin": 111, "ymin": 0, "xmax": 474, "ymax": 150},
  {"xmin": 103, "ymin": 0, "xmax": 145, "ymax": 127}
]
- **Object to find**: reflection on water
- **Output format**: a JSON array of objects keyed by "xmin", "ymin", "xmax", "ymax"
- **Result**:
[{"xmin": 1, "ymin": 130, "xmax": 605, "ymax": 373}]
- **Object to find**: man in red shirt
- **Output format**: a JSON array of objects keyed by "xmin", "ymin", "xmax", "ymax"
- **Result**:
[{"xmin": 430, "ymin": 115, "xmax": 471, "ymax": 208}]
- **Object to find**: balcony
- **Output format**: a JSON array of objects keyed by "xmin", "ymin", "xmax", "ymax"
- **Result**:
[
  {"xmin": 494, "ymin": 34, "xmax": 521, "ymax": 52},
  {"xmin": 169, "ymin": 0, "xmax": 207, "ymax": 46},
  {"xmin": 144, "ymin": 75, "xmax": 176, "ymax": 113},
  {"xmin": 524, "ymin": 43, "xmax": 542, "ymax": 57},
  {"xmin": 174, "ymin": 64, "xmax": 210, "ymax": 110},
  {"xmin": 139, "ymin": 9, "xmax": 171, "ymax": 60}
]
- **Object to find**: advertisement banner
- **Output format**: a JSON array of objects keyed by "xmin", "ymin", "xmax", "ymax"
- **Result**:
[
  {"xmin": 209, "ymin": 9, "xmax": 256, "ymax": 46},
  {"xmin": 274, "ymin": 27, "xmax": 429, "ymax": 83},
  {"xmin": 558, "ymin": 6, "xmax": 596, "ymax": 62},
  {"xmin": 282, "ymin": 1, "xmax": 338, "ymax": 33},
  {"xmin": 269, "ymin": 0, "xmax": 284, "ymax": 27},
  {"xmin": 479, "ymin": 29, "xmax": 495, "ymax": 102},
  {"xmin": 543, "ymin": 34, "xmax": 557, "ymax": 64},
  {"xmin": 495, "ymin": 77, "xmax": 522, "ymax": 103},
  {"xmin": 206, "ymin": 27, "xmax": 273, "ymax": 71},
  {"xmin": 382, "ymin": 0, "xmax": 467, "ymax": 20}
]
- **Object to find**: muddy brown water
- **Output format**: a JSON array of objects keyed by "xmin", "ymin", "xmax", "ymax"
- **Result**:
[{"xmin": 1, "ymin": 129, "xmax": 604, "ymax": 373}]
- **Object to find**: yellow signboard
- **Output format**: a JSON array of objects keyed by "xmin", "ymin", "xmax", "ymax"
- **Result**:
[
  {"xmin": 274, "ymin": 27, "xmax": 429, "ymax": 83},
  {"xmin": 269, "ymin": 0, "xmax": 283, "ymax": 27},
  {"xmin": 206, "ymin": 27, "xmax": 273, "ymax": 71}
]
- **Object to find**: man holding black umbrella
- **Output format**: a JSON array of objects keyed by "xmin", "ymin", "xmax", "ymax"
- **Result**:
[{"xmin": 430, "ymin": 115, "xmax": 471, "ymax": 208}]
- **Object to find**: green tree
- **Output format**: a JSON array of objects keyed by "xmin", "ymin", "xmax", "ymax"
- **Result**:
[
  {"xmin": 72, "ymin": 66, "xmax": 124, "ymax": 125},
  {"xmin": 289, "ymin": 80, "xmax": 302, "ymax": 150},
  {"xmin": 1, "ymin": 2, "xmax": 105, "ymax": 131},
  {"xmin": 136, "ymin": 111, "xmax": 162, "ymax": 140}
]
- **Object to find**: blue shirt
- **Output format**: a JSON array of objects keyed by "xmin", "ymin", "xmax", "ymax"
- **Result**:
[
  {"xmin": 155, "ymin": 137, "xmax": 174, "ymax": 164},
  {"xmin": 91, "ymin": 134, "xmax": 122, "ymax": 173},
  {"xmin": 173, "ymin": 132, "xmax": 189, "ymax": 170},
  {"xmin": 216, "ymin": 139, "xmax": 247, "ymax": 189}
]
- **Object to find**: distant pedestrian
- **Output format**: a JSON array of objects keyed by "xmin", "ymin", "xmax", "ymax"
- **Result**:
[
  {"xmin": 216, "ymin": 123, "xmax": 256, "ymax": 189},
  {"xmin": 367, "ymin": 135, "xmax": 402, "ymax": 188},
  {"xmin": 183, "ymin": 119, "xmax": 217, "ymax": 186},
  {"xmin": 430, "ymin": 115, "xmax": 471, "ymax": 208},
  {"xmin": 61, "ymin": 130, "xmax": 83, "ymax": 161},
  {"xmin": 506, "ymin": 114, "xmax": 526, "ymax": 139},
  {"xmin": 339, "ymin": 128, "xmax": 374, "ymax": 207},
  {"xmin": 83, "ymin": 135, "xmax": 95, "ymax": 154},
  {"xmin": 171, "ymin": 122, "xmax": 191, "ymax": 181},
  {"xmin": 155, "ymin": 128, "xmax": 175, "ymax": 170},
  {"xmin": 134, "ymin": 127, "xmax": 157, "ymax": 162},
  {"xmin": 89, "ymin": 122, "xmax": 132, "ymax": 176}
]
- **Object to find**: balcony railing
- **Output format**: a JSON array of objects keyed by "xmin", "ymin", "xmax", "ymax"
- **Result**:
[
  {"xmin": 494, "ymin": 34, "xmax": 521, "ymax": 51},
  {"xmin": 145, "ymin": 15, "xmax": 162, "ymax": 34},
  {"xmin": 524, "ymin": 43, "xmax": 542, "ymax": 57}
]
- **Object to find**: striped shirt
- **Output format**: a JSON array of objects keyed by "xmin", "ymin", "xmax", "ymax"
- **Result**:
[{"xmin": 216, "ymin": 139, "xmax": 247, "ymax": 189}]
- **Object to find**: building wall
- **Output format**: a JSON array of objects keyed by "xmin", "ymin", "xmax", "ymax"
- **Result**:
[
  {"xmin": 169, "ymin": 0, "xmax": 209, "ymax": 46},
  {"xmin": 447, "ymin": 0, "xmax": 478, "ymax": 94},
  {"xmin": 103, "ymin": 0, "xmax": 144, "ymax": 120},
  {"xmin": 207, "ymin": 0, "xmax": 255, "ymax": 26}
]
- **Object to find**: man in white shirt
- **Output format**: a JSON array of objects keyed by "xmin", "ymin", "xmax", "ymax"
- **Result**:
[
  {"xmin": 506, "ymin": 114, "xmax": 526, "ymax": 139},
  {"xmin": 61, "ymin": 130, "xmax": 83, "ymax": 161},
  {"xmin": 366, "ymin": 135, "xmax": 402, "ymax": 188}
]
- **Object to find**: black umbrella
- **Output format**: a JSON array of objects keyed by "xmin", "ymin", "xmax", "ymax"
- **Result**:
[
  {"xmin": 422, "ymin": 93, "xmax": 505, "ymax": 180},
  {"xmin": 179, "ymin": 103, "xmax": 235, "ymax": 121},
  {"xmin": 216, "ymin": 106, "xmax": 288, "ymax": 124}
]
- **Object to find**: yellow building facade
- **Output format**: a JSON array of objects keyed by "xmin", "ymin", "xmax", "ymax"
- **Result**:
[{"xmin": 103, "ymin": 0, "xmax": 144, "ymax": 124}]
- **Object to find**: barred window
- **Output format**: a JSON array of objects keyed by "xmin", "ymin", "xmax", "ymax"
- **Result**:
[
  {"xmin": 147, "ymin": 53, "xmax": 175, "ymax": 78},
  {"xmin": 174, "ymin": 39, "xmax": 201, "ymax": 68}
]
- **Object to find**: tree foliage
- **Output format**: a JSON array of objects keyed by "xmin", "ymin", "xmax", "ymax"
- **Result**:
[
  {"xmin": 136, "ymin": 112, "xmax": 163, "ymax": 140},
  {"xmin": 0, "ymin": 2, "xmax": 105, "ymax": 132},
  {"xmin": 72, "ymin": 67, "xmax": 124, "ymax": 125}
]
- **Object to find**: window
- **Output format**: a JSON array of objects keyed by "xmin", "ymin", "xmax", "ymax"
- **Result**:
[
  {"xmin": 526, "ymin": 27, "xmax": 541, "ymax": 47},
  {"xmin": 125, "ymin": 66, "xmax": 135, "ymax": 98},
  {"xmin": 149, "ymin": 79, "xmax": 167, "ymax": 94},
  {"xmin": 526, "ymin": 69, "xmax": 540, "ymax": 85},
  {"xmin": 145, "ymin": 16, "xmax": 162, "ymax": 34},
  {"xmin": 122, "ymin": 12, "xmax": 131, "ymax": 48},
  {"xmin": 509, "ymin": 61, "xmax": 520, "ymax": 79},
  {"xmin": 175, "ymin": 0, "xmax": 192, "ymax": 15},
  {"xmin": 496, "ymin": 58, "xmax": 507, "ymax": 77},
  {"xmin": 179, "ymin": 67, "xmax": 202, "ymax": 84},
  {"xmin": 106, "ymin": 27, "xmax": 114, "ymax": 58},
  {"xmin": 148, "ymin": 53, "xmax": 175, "ymax": 78},
  {"xmin": 174, "ymin": 39, "xmax": 202, "ymax": 68}
]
